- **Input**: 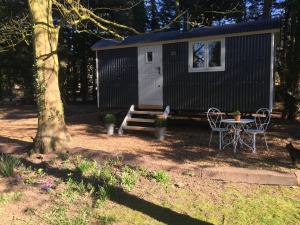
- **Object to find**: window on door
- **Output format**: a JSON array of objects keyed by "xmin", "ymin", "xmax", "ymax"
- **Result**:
[
  {"xmin": 146, "ymin": 51, "xmax": 153, "ymax": 63},
  {"xmin": 188, "ymin": 39, "xmax": 225, "ymax": 72}
]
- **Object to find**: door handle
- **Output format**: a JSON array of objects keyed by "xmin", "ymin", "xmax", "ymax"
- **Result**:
[{"xmin": 157, "ymin": 67, "xmax": 161, "ymax": 74}]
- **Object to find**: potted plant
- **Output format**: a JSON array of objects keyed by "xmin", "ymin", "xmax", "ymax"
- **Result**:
[
  {"xmin": 154, "ymin": 115, "xmax": 167, "ymax": 141},
  {"xmin": 104, "ymin": 113, "xmax": 116, "ymax": 135},
  {"xmin": 232, "ymin": 110, "xmax": 241, "ymax": 121}
]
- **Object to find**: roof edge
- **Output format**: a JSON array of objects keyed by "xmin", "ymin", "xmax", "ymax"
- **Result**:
[{"xmin": 91, "ymin": 28, "xmax": 280, "ymax": 51}]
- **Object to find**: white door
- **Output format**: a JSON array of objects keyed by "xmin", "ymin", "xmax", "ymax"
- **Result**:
[{"xmin": 138, "ymin": 45, "xmax": 163, "ymax": 107}]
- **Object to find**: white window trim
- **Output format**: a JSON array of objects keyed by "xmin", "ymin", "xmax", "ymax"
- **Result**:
[{"xmin": 188, "ymin": 39, "xmax": 225, "ymax": 73}]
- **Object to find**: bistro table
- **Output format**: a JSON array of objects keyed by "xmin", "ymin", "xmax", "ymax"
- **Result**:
[{"xmin": 221, "ymin": 118, "xmax": 255, "ymax": 154}]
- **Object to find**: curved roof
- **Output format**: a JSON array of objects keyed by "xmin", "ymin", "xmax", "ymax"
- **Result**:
[{"xmin": 91, "ymin": 18, "xmax": 281, "ymax": 51}]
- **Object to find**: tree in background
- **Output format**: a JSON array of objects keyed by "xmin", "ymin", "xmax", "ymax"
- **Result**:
[
  {"xmin": 263, "ymin": 0, "xmax": 273, "ymax": 18},
  {"xmin": 131, "ymin": 0, "xmax": 148, "ymax": 32},
  {"xmin": 279, "ymin": 0, "xmax": 300, "ymax": 119},
  {"xmin": 159, "ymin": 0, "xmax": 181, "ymax": 29},
  {"xmin": 148, "ymin": 0, "xmax": 160, "ymax": 30},
  {"xmin": 0, "ymin": 0, "xmax": 33, "ymax": 103}
]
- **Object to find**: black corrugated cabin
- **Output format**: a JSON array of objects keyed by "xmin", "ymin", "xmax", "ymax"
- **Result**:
[{"xmin": 91, "ymin": 19, "xmax": 281, "ymax": 113}]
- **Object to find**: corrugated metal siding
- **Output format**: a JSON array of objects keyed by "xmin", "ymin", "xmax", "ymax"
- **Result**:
[
  {"xmin": 163, "ymin": 33, "xmax": 271, "ymax": 112},
  {"xmin": 98, "ymin": 47, "xmax": 138, "ymax": 108}
]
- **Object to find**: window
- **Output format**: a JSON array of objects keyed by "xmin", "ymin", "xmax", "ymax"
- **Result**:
[
  {"xmin": 146, "ymin": 51, "xmax": 153, "ymax": 63},
  {"xmin": 188, "ymin": 39, "xmax": 225, "ymax": 72},
  {"xmin": 192, "ymin": 42, "xmax": 205, "ymax": 68}
]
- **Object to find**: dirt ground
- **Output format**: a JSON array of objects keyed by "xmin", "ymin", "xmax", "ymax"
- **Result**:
[
  {"xmin": 0, "ymin": 105, "xmax": 299, "ymax": 173},
  {"xmin": 0, "ymin": 105, "xmax": 300, "ymax": 225}
]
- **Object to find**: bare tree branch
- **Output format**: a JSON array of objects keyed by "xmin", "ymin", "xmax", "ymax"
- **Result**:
[
  {"xmin": 92, "ymin": 0, "xmax": 144, "ymax": 12},
  {"xmin": 0, "ymin": 14, "xmax": 31, "ymax": 52}
]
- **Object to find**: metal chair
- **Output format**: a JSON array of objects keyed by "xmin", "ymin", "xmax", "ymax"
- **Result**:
[
  {"xmin": 207, "ymin": 108, "xmax": 228, "ymax": 150},
  {"xmin": 244, "ymin": 108, "xmax": 271, "ymax": 153}
]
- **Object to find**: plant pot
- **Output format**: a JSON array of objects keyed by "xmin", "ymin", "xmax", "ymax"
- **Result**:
[
  {"xmin": 106, "ymin": 123, "xmax": 115, "ymax": 135},
  {"xmin": 234, "ymin": 115, "xmax": 241, "ymax": 121},
  {"xmin": 155, "ymin": 127, "xmax": 166, "ymax": 141}
]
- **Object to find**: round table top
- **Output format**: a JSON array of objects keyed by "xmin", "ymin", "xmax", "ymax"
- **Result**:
[{"xmin": 221, "ymin": 119, "xmax": 254, "ymax": 124}]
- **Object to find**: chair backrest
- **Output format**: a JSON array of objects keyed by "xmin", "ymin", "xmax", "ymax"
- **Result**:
[
  {"xmin": 207, "ymin": 108, "xmax": 223, "ymax": 129},
  {"xmin": 254, "ymin": 108, "xmax": 271, "ymax": 131}
]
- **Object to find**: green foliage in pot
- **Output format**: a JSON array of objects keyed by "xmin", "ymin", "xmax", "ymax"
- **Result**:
[
  {"xmin": 154, "ymin": 116, "xmax": 167, "ymax": 127},
  {"xmin": 232, "ymin": 110, "xmax": 241, "ymax": 116},
  {"xmin": 104, "ymin": 113, "xmax": 116, "ymax": 124}
]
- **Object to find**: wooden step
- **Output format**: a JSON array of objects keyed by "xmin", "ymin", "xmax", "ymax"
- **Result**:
[
  {"xmin": 122, "ymin": 125, "xmax": 156, "ymax": 132},
  {"xmin": 127, "ymin": 118, "xmax": 155, "ymax": 123},
  {"xmin": 131, "ymin": 111, "xmax": 163, "ymax": 116}
]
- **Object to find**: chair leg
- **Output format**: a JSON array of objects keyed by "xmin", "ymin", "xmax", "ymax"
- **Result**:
[
  {"xmin": 219, "ymin": 131, "xmax": 222, "ymax": 150},
  {"xmin": 208, "ymin": 131, "xmax": 213, "ymax": 149},
  {"xmin": 253, "ymin": 134, "xmax": 257, "ymax": 154},
  {"xmin": 263, "ymin": 133, "xmax": 269, "ymax": 152}
]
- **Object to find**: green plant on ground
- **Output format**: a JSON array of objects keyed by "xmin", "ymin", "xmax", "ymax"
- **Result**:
[
  {"xmin": 154, "ymin": 115, "xmax": 167, "ymax": 127},
  {"xmin": 70, "ymin": 177, "xmax": 86, "ymax": 191},
  {"xmin": 97, "ymin": 215, "xmax": 117, "ymax": 225},
  {"xmin": 120, "ymin": 165, "xmax": 140, "ymax": 192},
  {"xmin": 37, "ymin": 168, "xmax": 46, "ymax": 176},
  {"xmin": 97, "ymin": 165, "xmax": 118, "ymax": 186},
  {"xmin": 24, "ymin": 177, "xmax": 37, "ymax": 185},
  {"xmin": 49, "ymin": 157, "xmax": 57, "ymax": 165},
  {"xmin": 106, "ymin": 157, "xmax": 123, "ymax": 167},
  {"xmin": 0, "ymin": 191, "xmax": 22, "ymax": 204},
  {"xmin": 138, "ymin": 166, "xmax": 151, "ymax": 178},
  {"xmin": 152, "ymin": 170, "xmax": 170, "ymax": 184},
  {"xmin": 104, "ymin": 114, "xmax": 117, "ymax": 124},
  {"xmin": 0, "ymin": 154, "xmax": 20, "ymax": 177},
  {"xmin": 76, "ymin": 160, "xmax": 98, "ymax": 177},
  {"xmin": 59, "ymin": 176, "xmax": 89, "ymax": 203},
  {"xmin": 43, "ymin": 203, "xmax": 90, "ymax": 225},
  {"xmin": 95, "ymin": 185, "xmax": 110, "ymax": 206},
  {"xmin": 58, "ymin": 152, "xmax": 69, "ymax": 161}
]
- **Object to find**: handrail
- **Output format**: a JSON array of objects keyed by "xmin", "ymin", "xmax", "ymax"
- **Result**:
[
  {"xmin": 163, "ymin": 105, "xmax": 170, "ymax": 119},
  {"xmin": 118, "ymin": 105, "xmax": 135, "ymax": 135}
]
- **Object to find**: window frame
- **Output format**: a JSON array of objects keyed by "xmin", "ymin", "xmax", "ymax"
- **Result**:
[{"xmin": 188, "ymin": 38, "xmax": 225, "ymax": 73}]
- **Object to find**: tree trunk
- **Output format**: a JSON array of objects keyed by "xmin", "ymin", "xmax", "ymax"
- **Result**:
[
  {"xmin": 263, "ymin": 0, "xmax": 272, "ymax": 19},
  {"xmin": 80, "ymin": 33, "xmax": 88, "ymax": 103},
  {"xmin": 29, "ymin": 0, "xmax": 71, "ymax": 153},
  {"xmin": 281, "ymin": 0, "xmax": 300, "ymax": 119}
]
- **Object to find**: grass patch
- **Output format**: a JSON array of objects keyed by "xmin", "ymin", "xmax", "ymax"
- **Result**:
[
  {"xmin": 97, "ymin": 164, "xmax": 118, "ymax": 186},
  {"xmin": 151, "ymin": 170, "xmax": 170, "ymax": 184},
  {"xmin": 218, "ymin": 185, "xmax": 300, "ymax": 225},
  {"xmin": 24, "ymin": 176, "xmax": 38, "ymax": 185},
  {"xmin": 97, "ymin": 215, "xmax": 117, "ymax": 225},
  {"xmin": 76, "ymin": 160, "xmax": 98, "ymax": 177},
  {"xmin": 120, "ymin": 165, "xmax": 140, "ymax": 192},
  {"xmin": 58, "ymin": 152, "xmax": 69, "ymax": 161},
  {"xmin": 59, "ymin": 177, "xmax": 89, "ymax": 202},
  {"xmin": 1, "ymin": 156, "xmax": 299, "ymax": 225},
  {"xmin": 0, "ymin": 192, "xmax": 22, "ymax": 204},
  {"xmin": 0, "ymin": 154, "xmax": 20, "ymax": 177},
  {"xmin": 43, "ymin": 203, "xmax": 91, "ymax": 225}
]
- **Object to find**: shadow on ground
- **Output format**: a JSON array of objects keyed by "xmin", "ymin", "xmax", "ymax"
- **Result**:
[
  {"xmin": 15, "ymin": 155, "xmax": 212, "ymax": 225},
  {"xmin": 0, "ymin": 105, "xmax": 298, "ymax": 172}
]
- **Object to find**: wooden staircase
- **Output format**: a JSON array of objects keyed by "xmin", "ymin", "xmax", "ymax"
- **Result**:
[{"xmin": 118, "ymin": 105, "xmax": 170, "ymax": 135}]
